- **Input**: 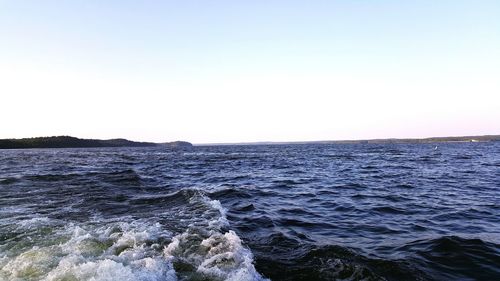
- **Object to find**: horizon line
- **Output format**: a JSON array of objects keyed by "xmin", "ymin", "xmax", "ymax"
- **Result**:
[
  {"xmin": 194, "ymin": 133, "xmax": 500, "ymax": 146},
  {"xmin": 2, "ymin": 133, "xmax": 500, "ymax": 146}
]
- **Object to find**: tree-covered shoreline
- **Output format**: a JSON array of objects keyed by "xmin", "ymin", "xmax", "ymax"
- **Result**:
[{"xmin": 0, "ymin": 136, "xmax": 193, "ymax": 149}]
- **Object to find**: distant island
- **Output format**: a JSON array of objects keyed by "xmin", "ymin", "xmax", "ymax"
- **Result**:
[
  {"xmin": 202, "ymin": 135, "xmax": 500, "ymax": 146},
  {"xmin": 316, "ymin": 135, "xmax": 500, "ymax": 144},
  {"xmin": 0, "ymin": 136, "xmax": 193, "ymax": 149}
]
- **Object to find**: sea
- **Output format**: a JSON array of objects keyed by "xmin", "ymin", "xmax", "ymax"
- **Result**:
[{"xmin": 0, "ymin": 143, "xmax": 499, "ymax": 281}]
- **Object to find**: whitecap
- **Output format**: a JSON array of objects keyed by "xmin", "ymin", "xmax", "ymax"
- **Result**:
[{"xmin": 0, "ymin": 188, "xmax": 267, "ymax": 281}]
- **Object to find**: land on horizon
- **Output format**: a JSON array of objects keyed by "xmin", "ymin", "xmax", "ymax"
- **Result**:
[
  {"xmin": 210, "ymin": 134, "xmax": 500, "ymax": 146},
  {"xmin": 0, "ymin": 136, "xmax": 193, "ymax": 149},
  {"xmin": 0, "ymin": 135, "xmax": 499, "ymax": 149}
]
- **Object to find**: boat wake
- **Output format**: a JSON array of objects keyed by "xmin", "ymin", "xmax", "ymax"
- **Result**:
[{"xmin": 0, "ymin": 188, "xmax": 267, "ymax": 281}]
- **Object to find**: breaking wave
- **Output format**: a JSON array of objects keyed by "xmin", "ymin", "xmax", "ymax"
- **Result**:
[{"xmin": 0, "ymin": 189, "xmax": 267, "ymax": 281}]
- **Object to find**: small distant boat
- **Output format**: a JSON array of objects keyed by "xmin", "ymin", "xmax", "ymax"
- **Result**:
[{"xmin": 434, "ymin": 146, "xmax": 438, "ymax": 150}]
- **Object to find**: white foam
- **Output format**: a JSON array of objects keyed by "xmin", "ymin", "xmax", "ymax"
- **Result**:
[
  {"xmin": 0, "ymin": 189, "xmax": 267, "ymax": 281},
  {"xmin": 164, "ymin": 230, "xmax": 267, "ymax": 281},
  {"xmin": 199, "ymin": 231, "xmax": 266, "ymax": 281},
  {"xmin": 2, "ymin": 246, "xmax": 59, "ymax": 279},
  {"xmin": 163, "ymin": 193, "xmax": 268, "ymax": 281},
  {"xmin": 17, "ymin": 216, "xmax": 52, "ymax": 229},
  {"xmin": 0, "ymin": 221, "xmax": 176, "ymax": 281},
  {"xmin": 206, "ymin": 198, "xmax": 229, "ymax": 228},
  {"xmin": 43, "ymin": 256, "xmax": 176, "ymax": 281}
]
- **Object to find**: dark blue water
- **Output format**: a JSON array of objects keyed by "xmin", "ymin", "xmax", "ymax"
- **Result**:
[{"xmin": 1, "ymin": 143, "xmax": 499, "ymax": 281}]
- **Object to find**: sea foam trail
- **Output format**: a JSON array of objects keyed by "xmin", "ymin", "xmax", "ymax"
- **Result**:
[
  {"xmin": 1, "ymin": 221, "xmax": 176, "ymax": 281},
  {"xmin": 0, "ymin": 189, "xmax": 267, "ymax": 281},
  {"xmin": 163, "ymin": 191, "xmax": 268, "ymax": 281}
]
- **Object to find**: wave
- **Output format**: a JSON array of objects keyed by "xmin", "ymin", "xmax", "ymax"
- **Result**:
[
  {"xmin": 1, "ymin": 221, "xmax": 175, "ymax": 281},
  {"xmin": 241, "ymin": 230, "xmax": 500, "ymax": 280},
  {"xmin": 252, "ymin": 234, "xmax": 386, "ymax": 281},
  {"xmin": 165, "ymin": 230, "xmax": 264, "ymax": 281},
  {"xmin": 394, "ymin": 236, "xmax": 500, "ymax": 280},
  {"xmin": 0, "ymin": 169, "xmax": 145, "ymax": 187},
  {"xmin": 0, "ymin": 188, "xmax": 267, "ymax": 281}
]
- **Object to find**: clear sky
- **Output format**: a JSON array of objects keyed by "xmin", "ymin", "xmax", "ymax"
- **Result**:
[{"xmin": 1, "ymin": 1, "xmax": 499, "ymax": 143}]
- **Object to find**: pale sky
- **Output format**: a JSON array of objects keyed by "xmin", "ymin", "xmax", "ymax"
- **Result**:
[{"xmin": 1, "ymin": 1, "xmax": 499, "ymax": 143}]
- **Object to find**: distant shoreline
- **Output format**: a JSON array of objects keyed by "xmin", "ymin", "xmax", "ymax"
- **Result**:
[
  {"xmin": 0, "ymin": 136, "xmax": 193, "ymax": 149},
  {"xmin": 1, "ymin": 135, "xmax": 499, "ymax": 149},
  {"xmin": 198, "ymin": 135, "xmax": 500, "ymax": 146}
]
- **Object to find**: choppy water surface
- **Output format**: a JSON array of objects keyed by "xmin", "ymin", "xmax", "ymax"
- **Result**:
[{"xmin": 0, "ymin": 143, "xmax": 499, "ymax": 281}]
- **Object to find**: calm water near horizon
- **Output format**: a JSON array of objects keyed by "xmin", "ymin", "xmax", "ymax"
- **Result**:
[{"xmin": 0, "ymin": 143, "xmax": 499, "ymax": 280}]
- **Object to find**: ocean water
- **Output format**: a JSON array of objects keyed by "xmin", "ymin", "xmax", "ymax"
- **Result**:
[{"xmin": 0, "ymin": 143, "xmax": 499, "ymax": 281}]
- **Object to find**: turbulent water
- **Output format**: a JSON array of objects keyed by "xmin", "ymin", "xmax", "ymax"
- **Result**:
[{"xmin": 0, "ymin": 143, "xmax": 499, "ymax": 281}]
